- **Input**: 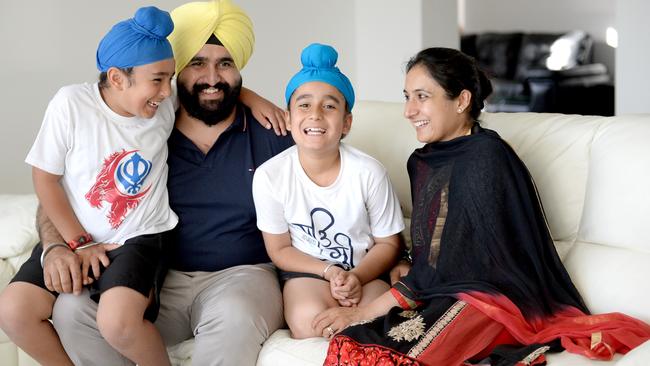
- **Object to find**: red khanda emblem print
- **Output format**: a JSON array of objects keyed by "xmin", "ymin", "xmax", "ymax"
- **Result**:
[{"xmin": 85, "ymin": 149, "xmax": 152, "ymax": 229}]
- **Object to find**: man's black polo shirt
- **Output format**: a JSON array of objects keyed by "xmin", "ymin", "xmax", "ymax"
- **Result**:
[{"xmin": 166, "ymin": 104, "xmax": 293, "ymax": 271}]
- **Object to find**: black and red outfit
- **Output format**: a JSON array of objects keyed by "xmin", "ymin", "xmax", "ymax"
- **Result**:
[{"xmin": 325, "ymin": 125, "xmax": 650, "ymax": 365}]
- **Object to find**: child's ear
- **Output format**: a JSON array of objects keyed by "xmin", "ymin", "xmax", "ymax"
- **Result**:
[
  {"xmin": 342, "ymin": 112, "xmax": 353, "ymax": 136},
  {"xmin": 107, "ymin": 67, "xmax": 126, "ymax": 90},
  {"xmin": 284, "ymin": 109, "xmax": 291, "ymax": 131}
]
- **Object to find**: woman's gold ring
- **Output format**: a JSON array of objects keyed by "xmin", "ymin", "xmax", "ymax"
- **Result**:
[{"xmin": 326, "ymin": 326, "xmax": 335, "ymax": 336}]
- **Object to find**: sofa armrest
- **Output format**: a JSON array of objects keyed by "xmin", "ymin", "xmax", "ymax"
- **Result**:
[{"xmin": 0, "ymin": 195, "xmax": 39, "ymax": 259}]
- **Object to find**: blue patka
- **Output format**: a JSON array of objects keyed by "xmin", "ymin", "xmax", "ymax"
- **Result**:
[
  {"xmin": 96, "ymin": 6, "xmax": 174, "ymax": 72},
  {"xmin": 285, "ymin": 43, "xmax": 355, "ymax": 111}
]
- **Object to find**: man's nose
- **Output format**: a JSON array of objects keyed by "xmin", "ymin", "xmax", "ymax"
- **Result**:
[{"xmin": 205, "ymin": 66, "xmax": 222, "ymax": 85}]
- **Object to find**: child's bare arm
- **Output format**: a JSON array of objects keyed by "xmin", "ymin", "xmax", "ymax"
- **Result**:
[
  {"xmin": 32, "ymin": 166, "xmax": 86, "ymax": 243},
  {"xmin": 239, "ymin": 87, "xmax": 288, "ymax": 136},
  {"xmin": 33, "ymin": 166, "xmax": 115, "ymax": 288},
  {"xmin": 349, "ymin": 234, "xmax": 400, "ymax": 285},
  {"xmin": 262, "ymin": 231, "xmax": 338, "ymax": 278}
]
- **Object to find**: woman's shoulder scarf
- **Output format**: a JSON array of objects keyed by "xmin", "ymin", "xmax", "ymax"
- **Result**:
[
  {"xmin": 403, "ymin": 126, "xmax": 586, "ymax": 317},
  {"xmin": 399, "ymin": 126, "xmax": 650, "ymax": 360}
]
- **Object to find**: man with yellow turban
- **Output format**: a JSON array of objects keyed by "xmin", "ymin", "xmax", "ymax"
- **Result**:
[{"xmin": 50, "ymin": 1, "xmax": 294, "ymax": 365}]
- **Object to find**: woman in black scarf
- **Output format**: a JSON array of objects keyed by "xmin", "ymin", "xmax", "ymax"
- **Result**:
[{"xmin": 314, "ymin": 47, "xmax": 650, "ymax": 365}]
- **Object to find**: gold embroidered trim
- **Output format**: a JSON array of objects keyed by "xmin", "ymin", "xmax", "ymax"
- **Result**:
[
  {"xmin": 428, "ymin": 183, "xmax": 448, "ymax": 266},
  {"xmin": 387, "ymin": 315, "xmax": 426, "ymax": 342},
  {"xmin": 521, "ymin": 345, "xmax": 550, "ymax": 365},
  {"xmin": 399, "ymin": 310, "xmax": 418, "ymax": 319},
  {"xmin": 407, "ymin": 300, "xmax": 466, "ymax": 358}
]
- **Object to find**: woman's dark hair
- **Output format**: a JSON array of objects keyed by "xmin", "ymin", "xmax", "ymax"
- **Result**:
[
  {"xmin": 406, "ymin": 47, "xmax": 492, "ymax": 121},
  {"xmin": 98, "ymin": 67, "xmax": 134, "ymax": 89}
]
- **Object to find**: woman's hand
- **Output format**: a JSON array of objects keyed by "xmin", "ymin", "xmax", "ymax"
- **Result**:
[
  {"xmin": 389, "ymin": 260, "xmax": 412, "ymax": 285},
  {"xmin": 313, "ymin": 306, "xmax": 365, "ymax": 339},
  {"xmin": 239, "ymin": 87, "xmax": 288, "ymax": 136}
]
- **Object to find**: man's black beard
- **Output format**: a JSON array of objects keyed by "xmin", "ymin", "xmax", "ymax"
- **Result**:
[{"xmin": 177, "ymin": 79, "xmax": 242, "ymax": 126}]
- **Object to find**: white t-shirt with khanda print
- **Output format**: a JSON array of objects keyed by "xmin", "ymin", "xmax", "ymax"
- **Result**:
[
  {"xmin": 252, "ymin": 143, "xmax": 405, "ymax": 270},
  {"xmin": 26, "ymin": 83, "xmax": 178, "ymax": 245}
]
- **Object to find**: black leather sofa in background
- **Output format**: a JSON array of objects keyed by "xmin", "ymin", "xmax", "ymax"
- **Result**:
[{"xmin": 461, "ymin": 31, "xmax": 614, "ymax": 116}]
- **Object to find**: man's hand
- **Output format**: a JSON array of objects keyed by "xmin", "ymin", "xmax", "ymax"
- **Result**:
[
  {"xmin": 389, "ymin": 260, "xmax": 411, "ymax": 285},
  {"xmin": 76, "ymin": 243, "xmax": 120, "ymax": 285},
  {"xmin": 43, "ymin": 245, "xmax": 83, "ymax": 295}
]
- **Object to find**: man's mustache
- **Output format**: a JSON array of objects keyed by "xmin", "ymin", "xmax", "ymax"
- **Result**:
[{"xmin": 193, "ymin": 82, "xmax": 231, "ymax": 94}]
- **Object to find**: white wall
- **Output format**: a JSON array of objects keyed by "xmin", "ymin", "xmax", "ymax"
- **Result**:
[
  {"xmin": 354, "ymin": 1, "xmax": 422, "ymax": 102},
  {"xmin": 615, "ymin": 0, "xmax": 650, "ymax": 114},
  {"xmin": 0, "ymin": 0, "xmax": 356, "ymax": 193},
  {"xmin": 0, "ymin": 0, "xmax": 458, "ymax": 193},
  {"xmin": 463, "ymin": 0, "xmax": 616, "ymax": 78}
]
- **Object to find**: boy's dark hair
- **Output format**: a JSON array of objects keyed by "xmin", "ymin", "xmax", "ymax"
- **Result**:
[{"xmin": 98, "ymin": 67, "xmax": 135, "ymax": 89}]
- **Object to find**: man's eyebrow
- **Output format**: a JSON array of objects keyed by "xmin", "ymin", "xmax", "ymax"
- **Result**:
[
  {"xmin": 189, "ymin": 56, "xmax": 235, "ymax": 63},
  {"xmin": 152, "ymin": 71, "xmax": 174, "ymax": 77}
]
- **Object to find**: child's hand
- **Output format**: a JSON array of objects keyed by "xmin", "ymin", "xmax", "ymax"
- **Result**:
[
  {"xmin": 252, "ymin": 101, "xmax": 288, "ymax": 136},
  {"xmin": 331, "ymin": 271, "xmax": 362, "ymax": 307},
  {"xmin": 325, "ymin": 266, "xmax": 346, "ymax": 300},
  {"xmin": 76, "ymin": 243, "xmax": 119, "ymax": 285}
]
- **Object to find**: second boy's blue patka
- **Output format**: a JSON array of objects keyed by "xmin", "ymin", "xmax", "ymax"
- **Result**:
[{"xmin": 285, "ymin": 43, "xmax": 355, "ymax": 111}]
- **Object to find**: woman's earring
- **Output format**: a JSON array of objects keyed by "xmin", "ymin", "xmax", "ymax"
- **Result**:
[{"xmin": 457, "ymin": 108, "xmax": 463, "ymax": 113}]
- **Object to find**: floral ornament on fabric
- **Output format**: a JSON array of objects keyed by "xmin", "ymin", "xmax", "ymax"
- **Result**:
[
  {"xmin": 399, "ymin": 310, "xmax": 419, "ymax": 319},
  {"xmin": 388, "ymin": 315, "xmax": 426, "ymax": 342}
]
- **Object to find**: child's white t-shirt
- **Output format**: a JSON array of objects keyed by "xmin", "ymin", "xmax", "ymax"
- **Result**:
[
  {"xmin": 25, "ymin": 83, "xmax": 178, "ymax": 244},
  {"xmin": 253, "ymin": 143, "xmax": 404, "ymax": 269}
]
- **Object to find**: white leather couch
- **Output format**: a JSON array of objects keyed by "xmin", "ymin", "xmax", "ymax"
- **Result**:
[{"xmin": 1, "ymin": 100, "xmax": 649, "ymax": 365}]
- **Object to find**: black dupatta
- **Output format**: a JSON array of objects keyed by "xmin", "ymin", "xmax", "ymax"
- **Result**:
[{"xmin": 400, "ymin": 125, "xmax": 588, "ymax": 319}]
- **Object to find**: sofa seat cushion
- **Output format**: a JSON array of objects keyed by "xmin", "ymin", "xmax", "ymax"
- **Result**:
[
  {"xmin": 256, "ymin": 329, "xmax": 327, "ymax": 366},
  {"xmin": 254, "ymin": 329, "xmax": 637, "ymax": 366}
]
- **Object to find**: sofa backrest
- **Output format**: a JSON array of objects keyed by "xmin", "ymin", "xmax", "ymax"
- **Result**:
[{"xmin": 349, "ymin": 100, "xmax": 650, "ymax": 323}]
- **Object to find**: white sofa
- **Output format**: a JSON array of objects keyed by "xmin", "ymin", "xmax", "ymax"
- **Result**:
[{"xmin": 1, "ymin": 100, "xmax": 649, "ymax": 365}]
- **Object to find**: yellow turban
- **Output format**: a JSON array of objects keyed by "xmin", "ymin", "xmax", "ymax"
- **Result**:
[{"xmin": 168, "ymin": 0, "xmax": 254, "ymax": 75}]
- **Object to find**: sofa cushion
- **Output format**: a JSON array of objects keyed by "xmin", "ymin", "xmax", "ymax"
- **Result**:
[
  {"xmin": 482, "ymin": 112, "xmax": 606, "ymax": 250},
  {"xmin": 257, "ymin": 329, "xmax": 327, "ymax": 366},
  {"xmin": 345, "ymin": 101, "xmax": 422, "ymax": 221},
  {"xmin": 0, "ymin": 195, "xmax": 39, "ymax": 259},
  {"xmin": 579, "ymin": 117, "xmax": 650, "ymax": 253},
  {"xmin": 567, "ymin": 116, "xmax": 650, "ymax": 323}
]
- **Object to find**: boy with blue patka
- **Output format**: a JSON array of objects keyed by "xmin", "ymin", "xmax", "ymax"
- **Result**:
[
  {"xmin": 0, "ymin": 7, "xmax": 177, "ymax": 365},
  {"xmin": 253, "ymin": 43, "xmax": 405, "ymax": 339}
]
